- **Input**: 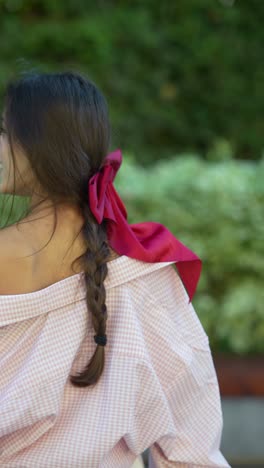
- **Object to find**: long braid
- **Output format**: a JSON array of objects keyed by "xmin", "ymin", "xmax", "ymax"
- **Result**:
[{"xmin": 70, "ymin": 202, "xmax": 111, "ymax": 388}]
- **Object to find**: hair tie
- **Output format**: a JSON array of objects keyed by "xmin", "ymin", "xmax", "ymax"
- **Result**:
[
  {"xmin": 88, "ymin": 148, "xmax": 202, "ymax": 305},
  {"xmin": 94, "ymin": 334, "xmax": 107, "ymax": 346}
]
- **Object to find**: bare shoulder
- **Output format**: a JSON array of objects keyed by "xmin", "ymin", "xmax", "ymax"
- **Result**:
[
  {"xmin": 0, "ymin": 224, "xmax": 33, "ymax": 294},
  {"xmin": 0, "ymin": 224, "xmax": 122, "ymax": 295}
]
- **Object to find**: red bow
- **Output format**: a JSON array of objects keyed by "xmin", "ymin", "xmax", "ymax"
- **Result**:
[{"xmin": 88, "ymin": 149, "xmax": 202, "ymax": 303}]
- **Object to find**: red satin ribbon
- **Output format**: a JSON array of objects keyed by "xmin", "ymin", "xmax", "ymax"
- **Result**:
[{"xmin": 88, "ymin": 149, "xmax": 202, "ymax": 303}]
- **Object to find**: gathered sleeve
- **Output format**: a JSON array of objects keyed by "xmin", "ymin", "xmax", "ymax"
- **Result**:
[{"xmin": 123, "ymin": 264, "xmax": 231, "ymax": 467}]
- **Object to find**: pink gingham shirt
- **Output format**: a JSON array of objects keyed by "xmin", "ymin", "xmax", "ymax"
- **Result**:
[{"xmin": 0, "ymin": 255, "xmax": 231, "ymax": 467}]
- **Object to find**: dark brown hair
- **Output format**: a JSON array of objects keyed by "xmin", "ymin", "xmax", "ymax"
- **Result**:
[{"xmin": 1, "ymin": 70, "xmax": 114, "ymax": 388}]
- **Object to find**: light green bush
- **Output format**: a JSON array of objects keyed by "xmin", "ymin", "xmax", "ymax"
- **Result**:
[{"xmin": 115, "ymin": 153, "xmax": 264, "ymax": 354}]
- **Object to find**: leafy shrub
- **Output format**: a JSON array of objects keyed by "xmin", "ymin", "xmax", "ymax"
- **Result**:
[{"xmin": 115, "ymin": 152, "xmax": 264, "ymax": 354}]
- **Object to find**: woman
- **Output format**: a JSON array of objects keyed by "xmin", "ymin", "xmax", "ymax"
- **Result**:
[{"xmin": 0, "ymin": 70, "xmax": 231, "ymax": 467}]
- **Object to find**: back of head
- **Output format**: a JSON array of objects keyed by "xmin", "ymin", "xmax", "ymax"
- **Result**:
[{"xmin": 3, "ymin": 70, "xmax": 111, "ymax": 205}]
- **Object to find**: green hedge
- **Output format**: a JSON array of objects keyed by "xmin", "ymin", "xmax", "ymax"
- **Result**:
[
  {"xmin": 1, "ymin": 152, "xmax": 263, "ymax": 354},
  {"xmin": 0, "ymin": 0, "xmax": 264, "ymax": 163}
]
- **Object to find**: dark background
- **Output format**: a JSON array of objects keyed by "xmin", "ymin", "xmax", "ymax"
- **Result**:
[{"xmin": 0, "ymin": 0, "xmax": 263, "ymax": 164}]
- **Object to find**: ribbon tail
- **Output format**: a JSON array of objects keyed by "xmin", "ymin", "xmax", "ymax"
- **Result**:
[
  {"xmin": 106, "ymin": 190, "xmax": 202, "ymax": 302},
  {"xmin": 128, "ymin": 222, "xmax": 202, "ymax": 303}
]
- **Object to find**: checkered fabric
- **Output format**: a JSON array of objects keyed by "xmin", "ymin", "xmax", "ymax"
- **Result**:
[{"xmin": 0, "ymin": 255, "xmax": 230, "ymax": 467}]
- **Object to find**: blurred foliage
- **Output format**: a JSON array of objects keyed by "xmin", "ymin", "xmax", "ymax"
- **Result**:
[
  {"xmin": 115, "ymin": 152, "xmax": 264, "ymax": 355},
  {"xmin": 1, "ymin": 151, "xmax": 263, "ymax": 354},
  {"xmin": 0, "ymin": 0, "xmax": 264, "ymax": 164}
]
